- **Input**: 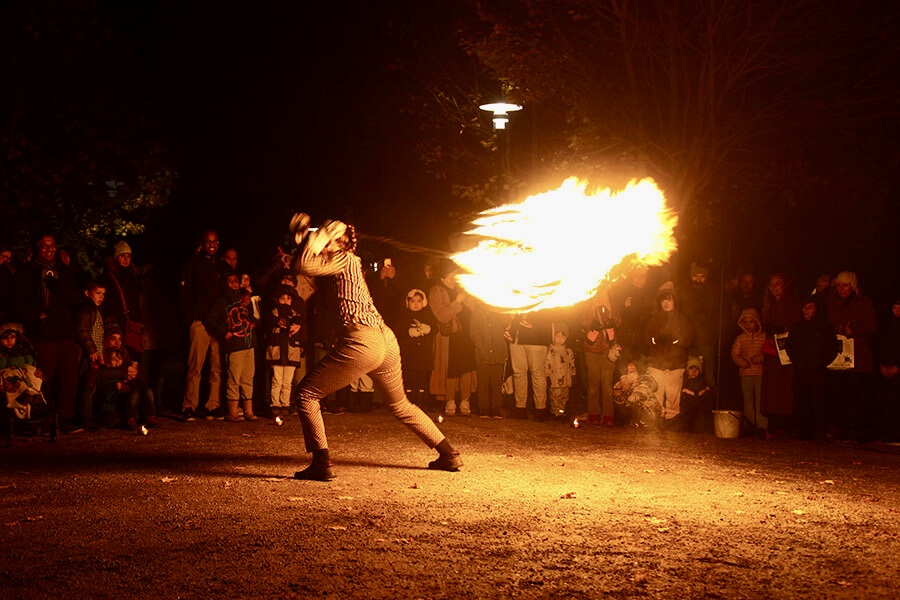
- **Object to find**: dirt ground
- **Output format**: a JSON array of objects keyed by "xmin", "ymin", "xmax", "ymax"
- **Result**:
[{"xmin": 2, "ymin": 409, "xmax": 900, "ymax": 599}]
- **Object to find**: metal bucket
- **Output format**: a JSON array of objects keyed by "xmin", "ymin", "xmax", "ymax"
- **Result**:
[{"xmin": 712, "ymin": 410, "xmax": 742, "ymax": 439}]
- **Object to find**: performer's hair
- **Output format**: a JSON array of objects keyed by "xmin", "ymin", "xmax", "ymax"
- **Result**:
[{"xmin": 337, "ymin": 224, "xmax": 358, "ymax": 253}]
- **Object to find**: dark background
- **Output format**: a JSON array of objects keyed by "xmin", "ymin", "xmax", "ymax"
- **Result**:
[
  {"xmin": 3, "ymin": 1, "xmax": 899, "ymax": 303},
  {"xmin": 133, "ymin": 2, "xmax": 449, "ymax": 274}
]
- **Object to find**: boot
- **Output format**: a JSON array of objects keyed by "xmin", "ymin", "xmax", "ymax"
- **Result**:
[
  {"xmin": 294, "ymin": 448, "xmax": 335, "ymax": 481},
  {"xmin": 428, "ymin": 439, "xmax": 463, "ymax": 472},
  {"xmin": 225, "ymin": 400, "xmax": 243, "ymax": 423},
  {"xmin": 242, "ymin": 399, "xmax": 258, "ymax": 421}
]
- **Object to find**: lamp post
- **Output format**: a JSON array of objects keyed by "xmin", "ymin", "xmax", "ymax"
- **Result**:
[{"xmin": 479, "ymin": 102, "xmax": 523, "ymax": 130}]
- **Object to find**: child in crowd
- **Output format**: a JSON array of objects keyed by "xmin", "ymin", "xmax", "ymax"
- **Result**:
[
  {"xmin": 205, "ymin": 274, "xmax": 258, "ymax": 422},
  {"xmin": 545, "ymin": 322, "xmax": 575, "ymax": 418},
  {"xmin": 240, "ymin": 272, "xmax": 262, "ymax": 321},
  {"xmin": 98, "ymin": 346, "xmax": 156, "ymax": 431},
  {"xmin": 394, "ymin": 288, "xmax": 437, "ymax": 408},
  {"xmin": 612, "ymin": 361, "xmax": 661, "ymax": 428},
  {"xmin": 265, "ymin": 284, "xmax": 305, "ymax": 418},
  {"xmin": 1, "ymin": 323, "xmax": 47, "ymax": 421},
  {"xmin": 74, "ymin": 281, "xmax": 107, "ymax": 430},
  {"xmin": 731, "ymin": 308, "xmax": 767, "ymax": 435},
  {"xmin": 676, "ymin": 356, "xmax": 713, "ymax": 433}
]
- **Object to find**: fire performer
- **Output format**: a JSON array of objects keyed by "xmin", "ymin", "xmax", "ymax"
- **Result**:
[{"xmin": 288, "ymin": 213, "xmax": 462, "ymax": 481}]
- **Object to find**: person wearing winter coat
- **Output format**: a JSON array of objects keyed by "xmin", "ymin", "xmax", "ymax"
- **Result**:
[
  {"xmin": 785, "ymin": 297, "xmax": 841, "ymax": 441},
  {"xmin": 545, "ymin": 322, "xmax": 576, "ymax": 418},
  {"xmin": 731, "ymin": 307, "xmax": 767, "ymax": 434},
  {"xmin": 392, "ymin": 289, "xmax": 437, "ymax": 409},
  {"xmin": 824, "ymin": 271, "xmax": 878, "ymax": 441},
  {"xmin": 468, "ymin": 299, "xmax": 510, "ymax": 419},
  {"xmin": 264, "ymin": 284, "xmax": 306, "ymax": 417},
  {"xmin": 645, "ymin": 287, "xmax": 694, "ymax": 426},
  {"xmin": 204, "ymin": 273, "xmax": 258, "ymax": 422},
  {"xmin": 12, "ymin": 233, "xmax": 84, "ymax": 432}
]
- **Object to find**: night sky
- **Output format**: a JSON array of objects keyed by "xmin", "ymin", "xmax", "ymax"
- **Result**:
[{"xmin": 125, "ymin": 1, "xmax": 448, "ymax": 274}]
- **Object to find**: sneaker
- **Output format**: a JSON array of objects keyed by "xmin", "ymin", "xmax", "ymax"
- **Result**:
[
  {"xmin": 428, "ymin": 452, "xmax": 462, "ymax": 472},
  {"xmin": 125, "ymin": 417, "xmax": 139, "ymax": 432},
  {"xmin": 293, "ymin": 463, "xmax": 336, "ymax": 481},
  {"xmin": 207, "ymin": 406, "xmax": 227, "ymax": 421},
  {"xmin": 146, "ymin": 416, "xmax": 161, "ymax": 429},
  {"xmin": 181, "ymin": 408, "xmax": 197, "ymax": 422}
]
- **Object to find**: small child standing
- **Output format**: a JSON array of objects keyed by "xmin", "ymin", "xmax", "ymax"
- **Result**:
[
  {"xmin": 545, "ymin": 322, "xmax": 576, "ymax": 418},
  {"xmin": 265, "ymin": 285, "xmax": 305, "ymax": 418},
  {"xmin": 205, "ymin": 274, "xmax": 258, "ymax": 422},
  {"xmin": 731, "ymin": 308, "xmax": 767, "ymax": 435},
  {"xmin": 677, "ymin": 356, "xmax": 713, "ymax": 432},
  {"xmin": 394, "ymin": 289, "xmax": 437, "ymax": 408},
  {"xmin": 74, "ymin": 281, "xmax": 108, "ymax": 431}
]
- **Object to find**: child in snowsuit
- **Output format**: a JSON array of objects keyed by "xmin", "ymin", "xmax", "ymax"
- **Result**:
[{"xmin": 545, "ymin": 322, "xmax": 575, "ymax": 417}]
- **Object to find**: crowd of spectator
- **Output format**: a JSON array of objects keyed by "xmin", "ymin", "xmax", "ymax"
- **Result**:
[{"xmin": 2, "ymin": 229, "xmax": 899, "ymax": 445}]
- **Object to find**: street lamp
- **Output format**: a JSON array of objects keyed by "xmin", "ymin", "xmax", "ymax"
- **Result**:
[{"xmin": 479, "ymin": 102, "xmax": 523, "ymax": 130}]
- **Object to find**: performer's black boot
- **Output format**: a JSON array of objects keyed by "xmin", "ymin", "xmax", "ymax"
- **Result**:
[
  {"xmin": 294, "ymin": 448, "xmax": 335, "ymax": 481},
  {"xmin": 428, "ymin": 439, "xmax": 462, "ymax": 472}
]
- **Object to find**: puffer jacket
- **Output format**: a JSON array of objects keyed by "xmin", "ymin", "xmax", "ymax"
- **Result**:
[{"xmin": 731, "ymin": 308, "xmax": 765, "ymax": 377}]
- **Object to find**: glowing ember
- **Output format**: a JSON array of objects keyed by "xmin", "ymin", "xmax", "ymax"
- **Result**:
[
  {"xmin": 275, "ymin": 416, "xmax": 283, "ymax": 426},
  {"xmin": 140, "ymin": 425, "xmax": 149, "ymax": 436},
  {"xmin": 452, "ymin": 178, "xmax": 677, "ymax": 312},
  {"xmin": 572, "ymin": 418, "xmax": 580, "ymax": 429}
]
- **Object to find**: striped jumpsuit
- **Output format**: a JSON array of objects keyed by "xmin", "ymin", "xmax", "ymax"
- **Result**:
[{"xmin": 293, "ymin": 245, "xmax": 447, "ymax": 453}]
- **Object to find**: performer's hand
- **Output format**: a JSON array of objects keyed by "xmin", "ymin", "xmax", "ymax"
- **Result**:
[{"xmin": 307, "ymin": 219, "xmax": 347, "ymax": 255}]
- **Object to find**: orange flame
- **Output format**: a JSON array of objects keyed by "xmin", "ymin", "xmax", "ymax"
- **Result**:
[{"xmin": 451, "ymin": 177, "xmax": 677, "ymax": 313}]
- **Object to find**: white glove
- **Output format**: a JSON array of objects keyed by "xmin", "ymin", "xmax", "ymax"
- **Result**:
[{"xmin": 306, "ymin": 219, "xmax": 348, "ymax": 255}]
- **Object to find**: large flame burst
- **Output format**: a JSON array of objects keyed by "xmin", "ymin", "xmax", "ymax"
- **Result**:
[{"xmin": 452, "ymin": 177, "xmax": 677, "ymax": 313}]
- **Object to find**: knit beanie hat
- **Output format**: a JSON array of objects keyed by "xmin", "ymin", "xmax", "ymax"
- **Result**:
[
  {"xmin": 113, "ymin": 240, "xmax": 132, "ymax": 258},
  {"xmin": 687, "ymin": 356, "xmax": 703, "ymax": 371},
  {"xmin": 834, "ymin": 271, "xmax": 858, "ymax": 292}
]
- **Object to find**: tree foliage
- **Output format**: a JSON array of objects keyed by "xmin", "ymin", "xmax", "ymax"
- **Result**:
[
  {"xmin": 0, "ymin": 0, "xmax": 176, "ymax": 266},
  {"xmin": 388, "ymin": 0, "xmax": 900, "ymax": 267},
  {"xmin": 462, "ymin": 0, "xmax": 900, "ymax": 206}
]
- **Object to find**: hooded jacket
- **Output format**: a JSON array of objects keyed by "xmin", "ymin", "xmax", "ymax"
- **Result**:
[{"xmin": 731, "ymin": 308, "xmax": 765, "ymax": 376}]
